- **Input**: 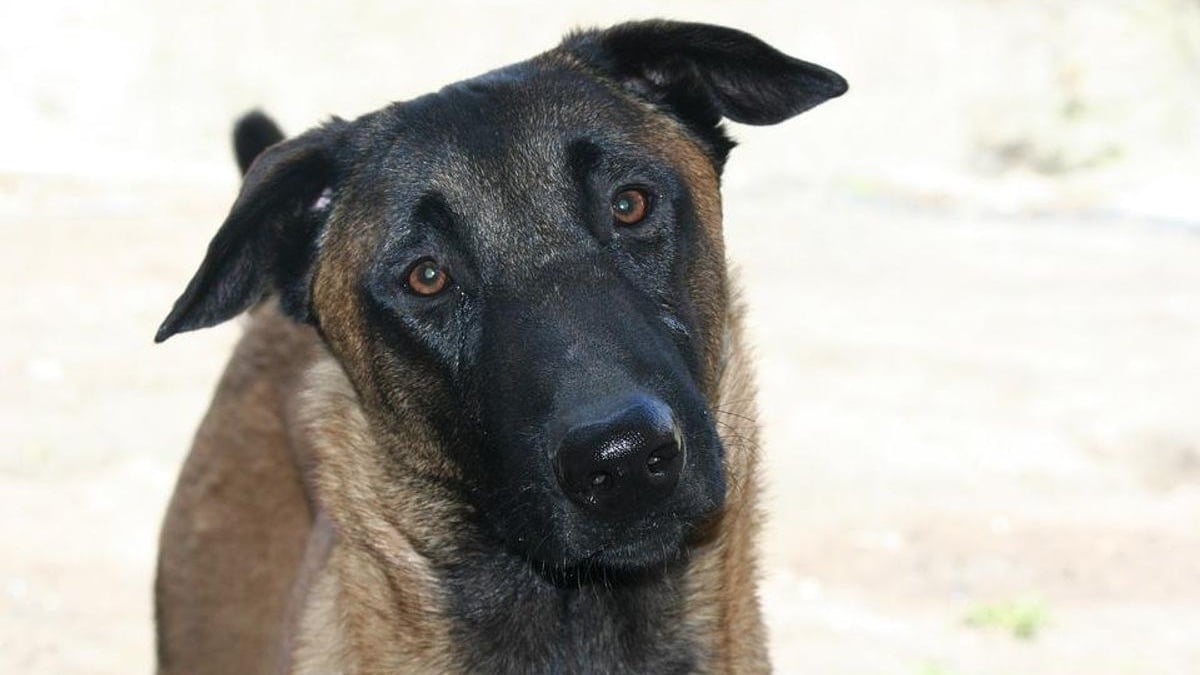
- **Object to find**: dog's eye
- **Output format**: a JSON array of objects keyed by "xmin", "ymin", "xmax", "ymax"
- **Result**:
[
  {"xmin": 406, "ymin": 258, "xmax": 451, "ymax": 297},
  {"xmin": 612, "ymin": 188, "xmax": 650, "ymax": 226}
]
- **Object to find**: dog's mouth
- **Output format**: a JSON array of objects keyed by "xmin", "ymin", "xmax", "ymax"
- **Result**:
[
  {"xmin": 492, "ymin": 509, "xmax": 687, "ymax": 571},
  {"xmin": 581, "ymin": 519, "xmax": 690, "ymax": 571},
  {"xmin": 511, "ymin": 518, "xmax": 694, "ymax": 586},
  {"xmin": 495, "ymin": 484, "xmax": 724, "ymax": 577}
]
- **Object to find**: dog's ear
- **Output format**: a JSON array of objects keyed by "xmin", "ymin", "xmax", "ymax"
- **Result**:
[
  {"xmin": 155, "ymin": 115, "xmax": 345, "ymax": 343},
  {"xmin": 233, "ymin": 110, "xmax": 286, "ymax": 175},
  {"xmin": 563, "ymin": 21, "xmax": 847, "ymax": 163}
]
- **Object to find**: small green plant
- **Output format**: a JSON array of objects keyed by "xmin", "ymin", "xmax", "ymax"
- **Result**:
[{"xmin": 965, "ymin": 596, "xmax": 1048, "ymax": 640}]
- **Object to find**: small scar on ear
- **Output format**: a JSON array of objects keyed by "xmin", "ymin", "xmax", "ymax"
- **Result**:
[{"xmin": 310, "ymin": 187, "xmax": 333, "ymax": 212}]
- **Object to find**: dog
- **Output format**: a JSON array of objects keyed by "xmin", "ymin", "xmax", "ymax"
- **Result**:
[{"xmin": 153, "ymin": 20, "xmax": 845, "ymax": 674}]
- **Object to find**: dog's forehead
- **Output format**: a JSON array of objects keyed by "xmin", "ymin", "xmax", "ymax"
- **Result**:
[
  {"xmin": 348, "ymin": 62, "xmax": 666, "ymax": 253},
  {"xmin": 383, "ymin": 65, "xmax": 634, "ymax": 174}
]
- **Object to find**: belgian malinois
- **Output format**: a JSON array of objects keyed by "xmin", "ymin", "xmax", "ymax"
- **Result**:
[{"xmin": 153, "ymin": 20, "xmax": 846, "ymax": 674}]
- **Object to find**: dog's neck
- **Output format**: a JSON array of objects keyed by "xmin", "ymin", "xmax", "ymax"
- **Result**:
[{"xmin": 293, "ymin": 309, "xmax": 766, "ymax": 673}]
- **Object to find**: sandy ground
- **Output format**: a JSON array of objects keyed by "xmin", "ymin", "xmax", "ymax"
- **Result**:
[{"xmin": 3, "ymin": 1, "xmax": 1199, "ymax": 673}]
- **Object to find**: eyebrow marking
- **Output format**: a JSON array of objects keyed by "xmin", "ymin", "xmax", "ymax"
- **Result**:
[{"xmin": 566, "ymin": 139, "xmax": 608, "ymax": 241}]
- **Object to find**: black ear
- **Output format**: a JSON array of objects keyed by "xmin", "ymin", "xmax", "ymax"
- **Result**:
[
  {"xmin": 563, "ymin": 21, "xmax": 847, "ymax": 163},
  {"xmin": 154, "ymin": 116, "xmax": 345, "ymax": 343},
  {"xmin": 233, "ymin": 110, "xmax": 286, "ymax": 175}
]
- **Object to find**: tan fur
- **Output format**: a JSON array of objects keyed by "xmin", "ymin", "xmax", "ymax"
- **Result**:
[
  {"xmin": 287, "ymin": 356, "xmax": 457, "ymax": 674},
  {"xmin": 634, "ymin": 111, "xmax": 769, "ymax": 671},
  {"xmin": 686, "ymin": 301, "xmax": 769, "ymax": 673},
  {"xmin": 156, "ymin": 304, "xmax": 320, "ymax": 674},
  {"xmin": 157, "ymin": 74, "xmax": 769, "ymax": 675}
]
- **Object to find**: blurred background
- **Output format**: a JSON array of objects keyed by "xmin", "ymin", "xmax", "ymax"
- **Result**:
[{"xmin": 2, "ymin": 1, "xmax": 1198, "ymax": 673}]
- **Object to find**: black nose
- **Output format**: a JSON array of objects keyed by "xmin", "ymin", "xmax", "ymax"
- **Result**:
[{"xmin": 554, "ymin": 395, "xmax": 685, "ymax": 517}]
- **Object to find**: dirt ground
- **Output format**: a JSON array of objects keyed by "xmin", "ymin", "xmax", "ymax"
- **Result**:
[{"xmin": 3, "ymin": 1, "xmax": 1199, "ymax": 673}]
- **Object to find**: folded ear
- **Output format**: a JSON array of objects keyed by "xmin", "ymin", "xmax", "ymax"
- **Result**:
[
  {"xmin": 154, "ymin": 117, "xmax": 346, "ymax": 343},
  {"xmin": 562, "ymin": 20, "xmax": 847, "ymax": 164}
]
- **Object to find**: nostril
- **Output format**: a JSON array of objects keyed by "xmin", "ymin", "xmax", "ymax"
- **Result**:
[{"xmin": 646, "ymin": 442, "xmax": 679, "ymax": 475}]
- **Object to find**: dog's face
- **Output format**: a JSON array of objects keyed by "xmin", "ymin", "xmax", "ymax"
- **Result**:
[
  {"xmin": 156, "ymin": 21, "xmax": 845, "ymax": 572},
  {"xmin": 327, "ymin": 67, "xmax": 733, "ymax": 571}
]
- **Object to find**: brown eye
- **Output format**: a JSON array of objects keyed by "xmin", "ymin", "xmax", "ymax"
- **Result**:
[
  {"xmin": 406, "ymin": 258, "xmax": 450, "ymax": 296},
  {"xmin": 611, "ymin": 188, "xmax": 649, "ymax": 226}
]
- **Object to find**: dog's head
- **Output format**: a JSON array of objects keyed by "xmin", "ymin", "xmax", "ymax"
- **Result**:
[{"xmin": 156, "ymin": 21, "xmax": 845, "ymax": 572}]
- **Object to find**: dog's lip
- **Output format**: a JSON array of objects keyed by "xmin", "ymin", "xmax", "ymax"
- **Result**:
[{"xmin": 580, "ymin": 518, "xmax": 687, "ymax": 568}]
